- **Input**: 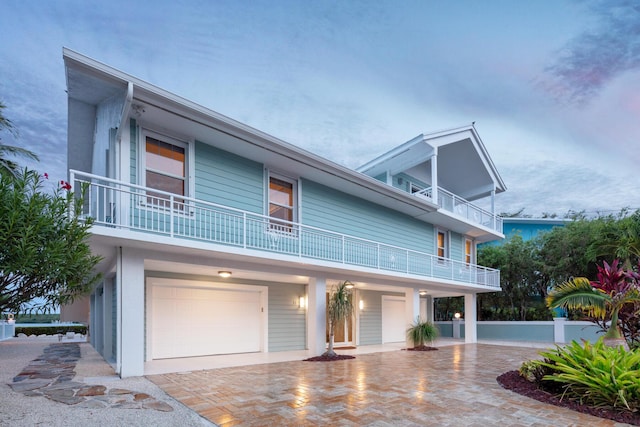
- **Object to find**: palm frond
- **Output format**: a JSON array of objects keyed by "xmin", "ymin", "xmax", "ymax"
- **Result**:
[{"xmin": 547, "ymin": 277, "xmax": 609, "ymax": 317}]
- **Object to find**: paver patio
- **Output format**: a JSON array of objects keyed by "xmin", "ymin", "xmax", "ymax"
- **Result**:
[{"xmin": 147, "ymin": 344, "xmax": 627, "ymax": 426}]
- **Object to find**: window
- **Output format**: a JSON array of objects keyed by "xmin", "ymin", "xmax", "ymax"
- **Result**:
[
  {"xmin": 268, "ymin": 175, "xmax": 297, "ymax": 233},
  {"xmin": 436, "ymin": 230, "xmax": 447, "ymax": 261},
  {"xmin": 465, "ymin": 238, "xmax": 473, "ymax": 265},
  {"xmin": 144, "ymin": 134, "xmax": 187, "ymax": 210}
]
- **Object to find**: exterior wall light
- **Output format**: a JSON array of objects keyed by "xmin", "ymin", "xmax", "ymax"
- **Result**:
[
  {"xmin": 454, "ymin": 312, "xmax": 461, "ymax": 319},
  {"xmin": 359, "ymin": 300, "xmax": 364, "ymax": 311},
  {"xmin": 419, "ymin": 290, "xmax": 427, "ymax": 296},
  {"xmin": 218, "ymin": 271, "xmax": 232, "ymax": 278},
  {"xmin": 299, "ymin": 296, "xmax": 306, "ymax": 309},
  {"xmin": 7, "ymin": 313, "xmax": 15, "ymax": 324},
  {"xmin": 345, "ymin": 281, "xmax": 355, "ymax": 289}
]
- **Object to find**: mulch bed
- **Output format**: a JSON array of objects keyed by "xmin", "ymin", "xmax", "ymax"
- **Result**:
[
  {"xmin": 497, "ymin": 370, "xmax": 640, "ymax": 426},
  {"xmin": 303, "ymin": 354, "xmax": 356, "ymax": 362},
  {"xmin": 404, "ymin": 346, "xmax": 438, "ymax": 352}
]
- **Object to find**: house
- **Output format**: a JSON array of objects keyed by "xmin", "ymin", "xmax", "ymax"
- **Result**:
[
  {"xmin": 63, "ymin": 48, "xmax": 506, "ymax": 377},
  {"xmin": 480, "ymin": 217, "xmax": 568, "ymax": 248}
]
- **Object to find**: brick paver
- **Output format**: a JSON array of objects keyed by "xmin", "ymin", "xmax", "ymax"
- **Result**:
[{"xmin": 148, "ymin": 344, "xmax": 628, "ymax": 426}]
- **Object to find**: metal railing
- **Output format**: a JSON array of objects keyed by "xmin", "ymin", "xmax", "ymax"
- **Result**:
[
  {"xmin": 414, "ymin": 187, "xmax": 502, "ymax": 232},
  {"xmin": 71, "ymin": 170, "xmax": 500, "ymax": 288}
]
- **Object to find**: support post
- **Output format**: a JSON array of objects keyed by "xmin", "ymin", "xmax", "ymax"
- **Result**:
[
  {"xmin": 307, "ymin": 277, "xmax": 327, "ymax": 355},
  {"xmin": 464, "ymin": 293, "xmax": 477, "ymax": 343}
]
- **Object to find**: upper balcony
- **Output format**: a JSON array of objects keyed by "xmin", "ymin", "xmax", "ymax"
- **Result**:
[
  {"xmin": 71, "ymin": 170, "xmax": 500, "ymax": 289},
  {"xmin": 357, "ymin": 125, "xmax": 506, "ymax": 237},
  {"xmin": 413, "ymin": 186, "xmax": 503, "ymax": 232}
]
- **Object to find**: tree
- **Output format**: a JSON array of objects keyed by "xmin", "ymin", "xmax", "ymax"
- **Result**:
[
  {"xmin": 324, "ymin": 281, "xmax": 354, "ymax": 358},
  {"xmin": 587, "ymin": 210, "xmax": 640, "ymax": 269},
  {"xmin": 478, "ymin": 235, "xmax": 546, "ymax": 320},
  {"xmin": 546, "ymin": 260, "xmax": 640, "ymax": 349},
  {"xmin": 0, "ymin": 100, "xmax": 39, "ymax": 178},
  {"xmin": 0, "ymin": 169, "xmax": 102, "ymax": 313}
]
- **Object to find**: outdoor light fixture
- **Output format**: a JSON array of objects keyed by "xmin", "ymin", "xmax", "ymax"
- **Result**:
[
  {"xmin": 7, "ymin": 313, "xmax": 15, "ymax": 324},
  {"xmin": 299, "ymin": 296, "xmax": 306, "ymax": 309},
  {"xmin": 345, "ymin": 282, "xmax": 354, "ymax": 289},
  {"xmin": 419, "ymin": 290, "xmax": 427, "ymax": 296},
  {"xmin": 359, "ymin": 300, "xmax": 364, "ymax": 311},
  {"xmin": 454, "ymin": 312, "xmax": 461, "ymax": 319},
  {"xmin": 218, "ymin": 271, "xmax": 232, "ymax": 278}
]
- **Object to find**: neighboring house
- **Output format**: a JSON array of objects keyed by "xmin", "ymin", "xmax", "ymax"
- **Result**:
[
  {"xmin": 63, "ymin": 48, "xmax": 506, "ymax": 377},
  {"xmin": 481, "ymin": 217, "xmax": 568, "ymax": 247}
]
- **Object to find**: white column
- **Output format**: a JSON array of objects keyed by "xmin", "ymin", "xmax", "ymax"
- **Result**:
[
  {"xmin": 119, "ymin": 247, "xmax": 145, "ymax": 377},
  {"xmin": 464, "ymin": 293, "xmax": 477, "ymax": 343},
  {"xmin": 307, "ymin": 277, "xmax": 327, "ymax": 356},
  {"xmin": 405, "ymin": 288, "xmax": 420, "ymax": 347},
  {"xmin": 430, "ymin": 150, "xmax": 438, "ymax": 205},
  {"xmin": 553, "ymin": 317, "xmax": 567, "ymax": 344},
  {"xmin": 491, "ymin": 188, "xmax": 496, "ymax": 230}
]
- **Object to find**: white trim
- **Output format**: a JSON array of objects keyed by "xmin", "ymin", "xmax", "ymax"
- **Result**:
[
  {"xmin": 139, "ymin": 128, "xmax": 193, "ymax": 197},
  {"xmin": 266, "ymin": 170, "xmax": 299, "ymax": 223}
]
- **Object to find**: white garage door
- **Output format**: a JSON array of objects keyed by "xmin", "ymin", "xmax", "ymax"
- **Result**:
[
  {"xmin": 150, "ymin": 282, "xmax": 263, "ymax": 359},
  {"xmin": 382, "ymin": 296, "xmax": 406, "ymax": 343}
]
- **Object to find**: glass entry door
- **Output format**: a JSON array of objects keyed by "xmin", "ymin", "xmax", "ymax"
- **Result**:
[{"xmin": 326, "ymin": 293, "xmax": 353, "ymax": 347}]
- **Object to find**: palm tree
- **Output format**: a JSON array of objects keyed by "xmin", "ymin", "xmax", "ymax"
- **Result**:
[
  {"xmin": 0, "ymin": 101, "xmax": 38, "ymax": 177},
  {"xmin": 323, "ymin": 281, "xmax": 355, "ymax": 358},
  {"xmin": 546, "ymin": 261, "xmax": 640, "ymax": 349}
]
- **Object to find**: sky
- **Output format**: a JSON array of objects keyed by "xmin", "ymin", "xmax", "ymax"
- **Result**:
[{"xmin": 1, "ymin": 0, "xmax": 639, "ymax": 217}]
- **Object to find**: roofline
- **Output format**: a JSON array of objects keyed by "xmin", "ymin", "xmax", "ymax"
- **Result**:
[
  {"xmin": 62, "ymin": 48, "xmax": 441, "ymax": 214},
  {"xmin": 503, "ymin": 217, "xmax": 570, "ymax": 225},
  {"xmin": 356, "ymin": 123, "xmax": 506, "ymax": 193}
]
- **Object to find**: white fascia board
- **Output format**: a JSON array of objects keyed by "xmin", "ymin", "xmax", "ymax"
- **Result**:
[{"xmin": 63, "ymin": 48, "xmax": 439, "ymax": 215}]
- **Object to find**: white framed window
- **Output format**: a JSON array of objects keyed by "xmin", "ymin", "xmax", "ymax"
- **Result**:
[
  {"xmin": 465, "ymin": 238, "xmax": 474, "ymax": 265},
  {"xmin": 139, "ymin": 130, "xmax": 193, "ymax": 211},
  {"xmin": 267, "ymin": 172, "xmax": 298, "ymax": 234},
  {"xmin": 436, "ymin": 229, "xmax": 448, "ymax": 262}
]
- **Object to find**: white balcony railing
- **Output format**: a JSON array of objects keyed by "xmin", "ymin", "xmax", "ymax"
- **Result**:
[
  {"xmin": 70, "ymin": 170, "xmax": 500, "ymax": 288},
  {"xmin": 414, "ymin": 187, "xmax": 502, "ymax": 232}
]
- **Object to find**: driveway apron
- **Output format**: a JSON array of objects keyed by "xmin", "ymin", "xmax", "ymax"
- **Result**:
[{"xmin": 148, "ymin": 344, "xmax": 625, "ymax": 426}]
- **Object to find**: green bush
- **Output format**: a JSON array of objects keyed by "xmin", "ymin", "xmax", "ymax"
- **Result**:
[
  {"xmin": 15, "ymin": 325, "xmax": 87, "ymax": 336},
  {"xmin": 406, "ymin": 318, "xmax": 438, "ymax": 347},
  {"xmin": 538, "ymin": 339, "xmax": 640, "ymax": 411}
]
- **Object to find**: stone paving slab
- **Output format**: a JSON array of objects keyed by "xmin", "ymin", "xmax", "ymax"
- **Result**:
[
  {"xmin": 8, "ymin": 343, "xmax": 174, "ymax": 412},
  {"xmin": 148, "ymin": 344, "xmax": 632, "ymax": 426}
]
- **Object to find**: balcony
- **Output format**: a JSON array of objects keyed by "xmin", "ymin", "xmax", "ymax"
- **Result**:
[
  {"xmin": 70, "ymin": 170, "xmax": 500, "ymax": 289},
  {"xmin": 413, "ymin": 187, "xmax": 503, "ymax": 232}
]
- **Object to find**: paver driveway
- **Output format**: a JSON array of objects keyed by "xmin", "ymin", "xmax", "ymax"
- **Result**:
[{"xmin": 148, "ymin": 344, "xmax": 625, "ymax": 426}]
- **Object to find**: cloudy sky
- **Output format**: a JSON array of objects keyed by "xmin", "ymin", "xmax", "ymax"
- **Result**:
[{"xmin": 1, "ymin": 0, "xmax": 638, "ymax": 217}]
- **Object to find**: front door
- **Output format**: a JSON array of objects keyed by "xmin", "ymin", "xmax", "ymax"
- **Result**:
[{"xmin": 326, "ymin": 293, "xmax": 353, "ymax": 347}]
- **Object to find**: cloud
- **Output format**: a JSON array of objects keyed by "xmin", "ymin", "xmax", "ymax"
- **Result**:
[{"xmin": 543, "ymin": 0, "xmax": 640, "ymax": 105}]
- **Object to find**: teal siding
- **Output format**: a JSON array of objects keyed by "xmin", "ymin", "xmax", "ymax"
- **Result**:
[
  {"xmin": 195, "ymin": 142, "xmax": 263, "ymax": 213},
  {"xmin": 129, "ymin": 119, "xmax": 137, "ymax": 184},
  {"xmin": 373, "ymin": 172, "xmax": 387, "ymax": 183},
  {"xmin": 359, "ymin": 290, "xmax": 382, "ymax": 345},
  {"xmin": 301, "ymin": 180, "xmax": 434, "ymax": 254},
  {"xmin": 450, "ymin": 232, "xmax": 463, "ymax": 262},
  {"xmin": 358, "ymin": 290, "xmax": 405, "ymax": 345},
  {"xmin": 267, "ymin": 283, "xmax": 306, "ymax": 352}
]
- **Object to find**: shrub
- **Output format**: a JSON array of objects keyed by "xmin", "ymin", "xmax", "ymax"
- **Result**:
[
  {"xmin": 538, "ymin": 339, "xmax": 640, "ymax": 412},
  {"xmin": 406, "ymin": 318, "xmax": 438, "ymax": 347},
  {"xmin": 15, "ymin": 325, "xmax": 87, "ymax": 336}
]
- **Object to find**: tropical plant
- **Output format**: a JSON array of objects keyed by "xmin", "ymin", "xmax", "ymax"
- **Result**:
[
  {"xmin": 324, "ymin": 280, "xmax": 354, "ymax": 358},
  {"xmin": 546, "ymin": 260, "xmax": 640, "ymax": 348},
  {"xmin": 538, "ymin": 340, "xmax": 640, "ymax": 412},
  {"xmin": 0, "ymin": 169, "xmax": 102, "ymax": 313},
  {"xmin": 406, "ymin": 318, "xmax": 438, "ymax": 348},
  {"xmin": 0, "ymin": 101, "xmax": 38, "ymax": 178}
]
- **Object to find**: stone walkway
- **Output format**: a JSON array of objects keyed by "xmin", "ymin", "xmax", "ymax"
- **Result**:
[
  {"xmin": 9, "ymin": 343, "xmax": 173, "ymax": 412},
  {"xmin": 148, "ymin": 344, "xmax": 631, "ymax": 427}
]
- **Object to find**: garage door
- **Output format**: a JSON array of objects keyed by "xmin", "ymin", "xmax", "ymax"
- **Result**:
[
  {"xmin": 382, "ymin": 296, "xmax": 406, "ymax": 343},
  {"xmin": 150, "ymin": 282, "xmax": 263, "ymax": 359}
]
